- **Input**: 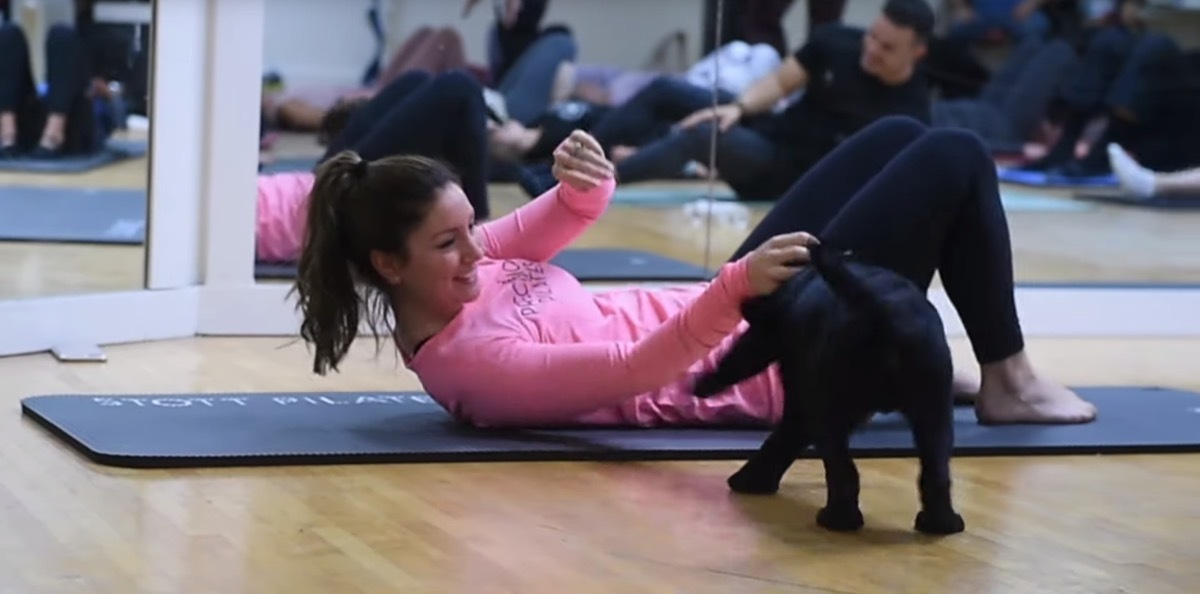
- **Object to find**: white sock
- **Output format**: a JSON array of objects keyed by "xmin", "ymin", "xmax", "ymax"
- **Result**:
[{"xmin": 1107, "ymin": 143, "xmax": 1156, "ymax": 198}]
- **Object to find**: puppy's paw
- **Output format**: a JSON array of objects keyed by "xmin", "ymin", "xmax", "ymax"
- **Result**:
[
  {"xmin": 816, "ymin": 505, "xmax": 864, "ymax": 532},
  {"xmin": 727, "ymin": 466, "xmax": 781, "ymax": 494},
  {"xmin": 914, "ymin": 509, "xmax": 965, "ymax": 535}
]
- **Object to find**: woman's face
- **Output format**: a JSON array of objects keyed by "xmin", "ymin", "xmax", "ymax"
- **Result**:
[{"xmin": 375, "ymin": 184, "xmax": 485, "ymax": 318}]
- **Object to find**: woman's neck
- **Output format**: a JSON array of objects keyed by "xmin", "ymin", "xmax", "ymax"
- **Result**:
[{"xmin": 391, "ymin": 296, "xmax": 458, "ymax": 360}]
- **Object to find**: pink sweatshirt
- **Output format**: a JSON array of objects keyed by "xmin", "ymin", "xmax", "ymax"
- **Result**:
[
  {"xmin": 256, "ymin": 172, "xmax": 315, "ymax": 263},
  {"xmin": 408, "ymin": 177, "xmax": 783, "ymax": 428}
]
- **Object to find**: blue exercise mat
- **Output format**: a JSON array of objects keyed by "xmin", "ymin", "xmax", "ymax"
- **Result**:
[
  {"xmin": 260, "ymin": 157, "xmax": 318, "ymax": 174},
  {"xmin": 1075, "ymin": 192, "xmax": 1200, "ymax": 210},
  {"xmin": 0, "ymin": 186, "xmax": 145, "ymax": 244},
  {"xmin": 998, "ymin": 166, "xmax": 1117, "ymax": 189},
  {"xmin": 20, "ymin": 386, "xmax": 1200, "ymax": 468},
  {"xmin": 0, "ymin": 138, "xmax": 147, "ymax": 173},
  {"xmin": 1000, "ymin": 188, "xmax": 1092, "ymax": 212},
  {"xmin": 257, "ymin": 248, "xmax": 713, "ymax": 282}
]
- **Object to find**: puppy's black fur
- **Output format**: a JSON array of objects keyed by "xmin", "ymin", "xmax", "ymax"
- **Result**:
[{"xmin": 693, "ymin": 242, "xmax": 965, "ymax": 535}]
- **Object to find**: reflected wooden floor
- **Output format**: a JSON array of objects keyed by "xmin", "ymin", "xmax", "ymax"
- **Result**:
[
  {"xmin": 0, "ymin": 131, "xmax": 148, "ymax": 301},
  {"xmin": 3, "ymin": 335, "xmax": 1199, "ymax": 593}
]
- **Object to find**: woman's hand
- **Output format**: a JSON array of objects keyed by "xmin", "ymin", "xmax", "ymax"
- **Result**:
[
  {"xmin": 552, "ymin": 130, "xmax": 614, "ymax": 191},
  {"xmin": 744, "ymin": 232, "xmax": 820, "ymax": 296}
]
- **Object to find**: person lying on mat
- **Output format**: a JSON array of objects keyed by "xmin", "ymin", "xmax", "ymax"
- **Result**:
[
  {"xmin": 290, "ymin": 119, "xmax": 1097, "ymax": 428},
  {"xmin": 255, "ymin": 70, "xmax": 491, "ymax": 264},
  {"xmin": 1107, "ymin": 143, "xmax": 1200, "ymax": 198}
]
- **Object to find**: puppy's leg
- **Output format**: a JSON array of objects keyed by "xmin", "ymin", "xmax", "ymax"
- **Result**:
[
  {"xmin": 905, "ymin": 397, "xmax": 965, "ymax": 535},
  {"xmin": 694, "ymin": 324, "xmax": 776, "ymax": 398},
  {"xmin": 728, "ymin": 385, "xmax": 811, "ymax": 495},
  {"xmin": 815, "ymin": 418, "xmax": 865, "ymax": 532}
]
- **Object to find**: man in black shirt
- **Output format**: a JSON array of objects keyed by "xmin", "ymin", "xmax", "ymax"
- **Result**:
[{"xmin": 519, "ymin": 0, "xmax": 935, "ymax": 201}]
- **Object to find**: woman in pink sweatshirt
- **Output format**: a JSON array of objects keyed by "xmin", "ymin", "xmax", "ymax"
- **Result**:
[{"xmin": 290, "ymin": 115, "xmax": 1097, "ymax": 429}]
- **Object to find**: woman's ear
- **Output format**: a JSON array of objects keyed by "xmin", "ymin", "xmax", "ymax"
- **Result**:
[{"xmin": 369, "ymin": 250, "xmax": 404, "ymax": 286}]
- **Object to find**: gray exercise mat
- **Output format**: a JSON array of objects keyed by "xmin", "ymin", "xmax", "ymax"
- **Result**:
[
  {"xmin": 20, "ymin": 386, "xmax": 1200, "ymax": 468},
  {"xmin": 0, "ymin": 186, "xmax": 145, "ymax": 244},
  {"xmin": 258, "ymin": 248, "xmax": 713, "ymax": 282},
  {"xmin": 0, "ymin": 138, "xmax": 147, "ymax": 173}
]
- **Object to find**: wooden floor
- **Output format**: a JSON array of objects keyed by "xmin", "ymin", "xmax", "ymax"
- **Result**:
[{"xmin": 3, "ymin": 335, "xmax": 1199, "ymax": 593}]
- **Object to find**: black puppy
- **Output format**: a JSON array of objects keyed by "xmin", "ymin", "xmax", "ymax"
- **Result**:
[{"xmin": 692, "ymin": 242, "xmax": 965, "ymax": 535}]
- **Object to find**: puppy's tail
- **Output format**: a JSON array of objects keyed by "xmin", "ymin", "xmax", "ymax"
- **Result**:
[{"xmin": 692, "ymin": 323, "xmax": 775, "ymax": 398}]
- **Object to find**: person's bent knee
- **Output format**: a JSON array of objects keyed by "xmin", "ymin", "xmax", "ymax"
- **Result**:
[
  {"xmin": 534, "ymin": 30, "xmax": 579, "ymax": 61},
  {"xmin": 921, "ymin": 128, "xmax": 991, "ymax": 166},
  {"xmin": 866, "ymin": 114, "xmax": 928, "ymax": 136},
  {"xmin": 435, "ymin": 69, "xmax": 483, "ymax": 99}
]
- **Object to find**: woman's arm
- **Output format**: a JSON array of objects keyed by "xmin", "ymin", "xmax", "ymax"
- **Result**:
[
  {"xmin": 422, "ymin": 259, "xmax": 752, "ymax": 426},
  {"xmin": 476, "ymin": 161, "xmax": 614, "ymax": 262}
]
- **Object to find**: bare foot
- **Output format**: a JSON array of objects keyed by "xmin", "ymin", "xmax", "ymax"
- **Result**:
[{"xmin": 973, "ymin": 353, "xmax": 1097, "ymax": 425}]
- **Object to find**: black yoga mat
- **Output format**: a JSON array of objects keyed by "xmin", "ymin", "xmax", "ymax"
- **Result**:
[
  {"xmin": 257, "ymin": 248, "xmax": 713, "ymax": 282},
  {"xmin": 21, "ymin": 386, "xmax": 1200, "ymax": 469},
  {"xmin": 1074, "ymin": 192, "xmax": 1200, "ymax": 210}
]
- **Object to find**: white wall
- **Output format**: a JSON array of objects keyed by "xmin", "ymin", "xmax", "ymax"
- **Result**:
[
  {"xmin": 261, "ymin": 0, "xmax": 750, "ymax": 88},
  {"xmin": 261, "ymin": 0, "xmax": 381, "ymax": 87},
  {"xmin": 386, "ymin": 0, "xmax": 712, "ymax": 69}
]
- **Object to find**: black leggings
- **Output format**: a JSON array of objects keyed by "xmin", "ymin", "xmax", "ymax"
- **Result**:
[
  {"xmin": 727, "ymin": 116, "xmax": 1023, "ymax": 365},
  {"xmin": 0, "ymin": 23, "xmax": 95, "ymax": 153},
  {"xmin": 321, "ymin": 70, "xmax": 491, "ymax": 219}
]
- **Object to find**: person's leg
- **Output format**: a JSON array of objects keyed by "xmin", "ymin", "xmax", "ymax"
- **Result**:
[
  {"xmin": 612, "ymin": 121, "xmax": 784, "ymax": 194},
  {"xmin": 495, "ymin": 31, "xmax": 577, "ymax": 125},
  {"xmin": 40, "ymin": 25, "xmax": 97, "ymax": 157},
  {"xmin": 922, "ymin": 36, "xmax": 991, "ymax": 99},
  {"xmin": 588, "ymin": 76, "xmax": 735, "ymax": 151},
  {"xmin": 1024, "ymin": 26, "xmax": 1133, "ymax": 171},
  {"xmin": 993, "ymin": 39, "xmax": 1077, "ymax": 143},
  {"xmin": 0, "ymin": 23, "xmax": 40, "ymax": 157},
  {"xmin": 373, "ymin": 26, "xmax": 435, "ymax": 86},
  {"xmin": 321, "ymin": 70, "xmax": 432, "ymax": 159},
  {"xmin": 340, "ymin": 71, "xmax": 491, "ymax": 219},
  {"xmin": 1105, "ymin": 143, "xmax": 1200, "ymax": 197},
  {"xmin": 376, "ymin": 27, "xmax": 468, "ymax": 88},
  {"xmin": 730, "ymin": 115, "xmax": 1096, "ymax": 424},
  {"xmin": 743, "ymin": 0, "xmax": 796, "ymax": 56},
  {"xmin": 1059, "ymin": 33, "xmax": 1185, "ymax": 177}
]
